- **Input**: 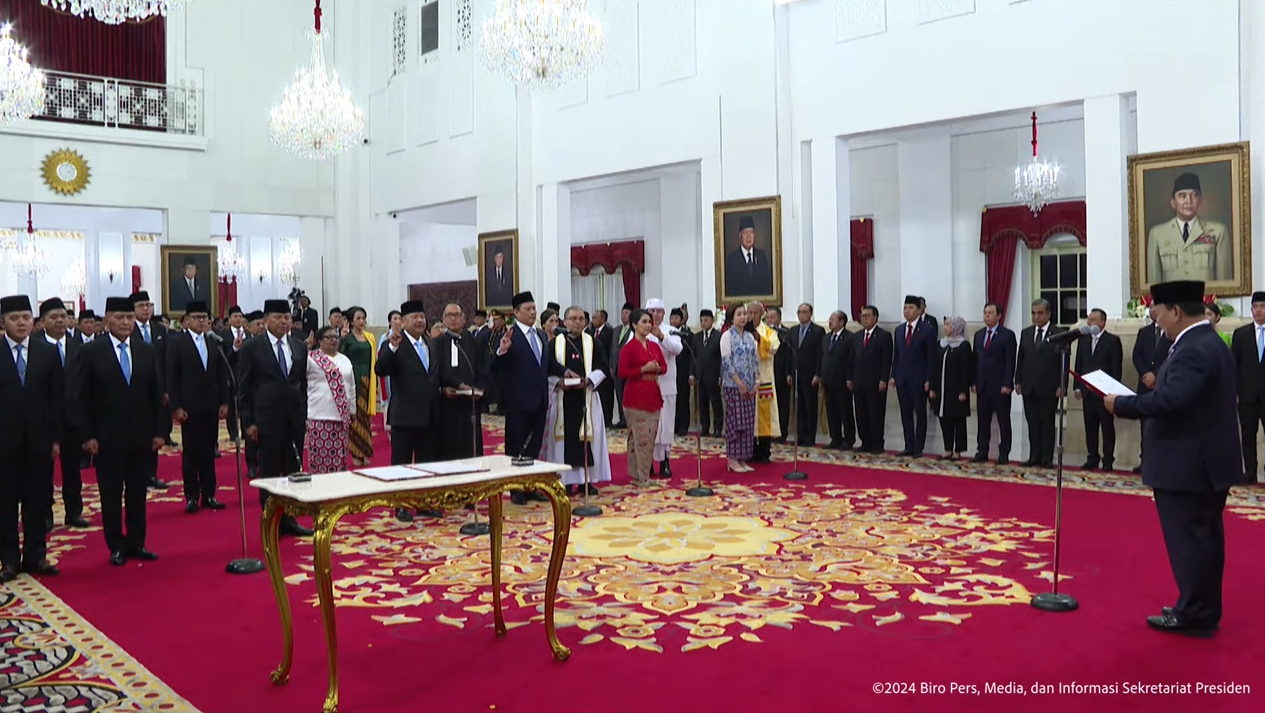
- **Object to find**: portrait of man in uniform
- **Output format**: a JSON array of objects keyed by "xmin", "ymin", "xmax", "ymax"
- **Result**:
[{"xmin": 1129, "ymin": 142, "xmax": 1252, "ymax": 298}]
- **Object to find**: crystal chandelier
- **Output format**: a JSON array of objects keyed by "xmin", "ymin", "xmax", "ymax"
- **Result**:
[
  {"xmin": 39, "ymin": 0, "xmax": 190, "ymax": 25},
  {"xmin": 1013, "ymin": 111, "xmax": 1061, "ymax": 215},
  {"xmin": 10, "ymin": 204, "xmax": 52, "ymax": 279},
  {"xmin": 0, "ymin": 23, "xmax": 46, "ymax": 125},
  {"xmin": 61, "ymin": 259, "xmax": 87, "ymax": 297},
  {"xmin": 277, "ymin": 241, "xmax": 302, "ymax": 287},
  {"xmin": 481, "ymin": 0, "xmax": 604, "ymax": 92},
  {"xmin": 215, "ymin": 213, "xmax": 246, "ymax": 280},
  {"xmin": 269, "ymin": 0, "xmax": 364, "ymax": 161}
]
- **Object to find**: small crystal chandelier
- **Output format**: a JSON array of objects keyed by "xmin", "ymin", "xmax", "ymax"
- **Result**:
[
  {"xmin": 39, "ymin": 0, "xmax": 190, "ymax": 25},
  {"xmin": 10, "ymin": 205, "xmax": 52, "ymax": 280},
  {"xmin": 0, "ymin": 23, "xmax": 46, "ymax": 125},
  {"xmin": 61, "ymin": 259, "xmax": 87, "ymax": 297},
  {"xmin": 277, "ymin": 241, "xmax": 302, "ymax": 287},
  {"xmin": 215, "ymin": 214, "xmax": 246, "ymax": 281},
  {"xmin": 269, "ymin": 0, "xmax": 364, "ymax": 161},
  {"xmin": 1013, "ymin": 111, "xmax": 1061, "ymax": 215},
  {"xmin": 481, "ymin": 0, "xmax": 605, "ymax": 92}
]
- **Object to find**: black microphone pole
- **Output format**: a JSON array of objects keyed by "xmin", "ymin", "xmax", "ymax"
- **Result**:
[
  {"xmin": 213, "ymin": 332, "xmax": 264, "ymax": 575},
  {"xmin": 573, "ymin": 384, "xmax": 602, "ymax": 517},
  {"xmin": 1031, "ymin": 342, "xmax": 1078, "ymax": 612},
  {"xmin": 460, "ymin": 385, "xmax": 491, "ymax": 535},
  {"xmin": 784, "ymin": 342, "xmax": 807, "ymax": 481},
  {"xmin": 686, "ymin": 377, "xmax": 714, "ymax": 497}
]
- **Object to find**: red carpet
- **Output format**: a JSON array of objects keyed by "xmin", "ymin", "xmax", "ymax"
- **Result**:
[{"xmin": 31, "ymin": 417, "xmax": 1265, "ymax": 713}]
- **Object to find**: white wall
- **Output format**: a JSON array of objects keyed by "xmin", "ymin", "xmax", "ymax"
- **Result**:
[
  {"xmin": 849, "ymin": 145, "xmax": 899, "ymax": 315},
  {"xmin": 399, "ymin": 222, "xmax": 478, "ymax": 287},
  {"xmin": 208, "ymin": 212, "xmax": 304, "ymax": 312}
]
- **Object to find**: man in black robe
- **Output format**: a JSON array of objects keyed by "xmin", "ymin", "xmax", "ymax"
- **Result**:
[
  {"xmin": 434, "ymin": 302, "xmax": 485, "ymax": 458},
  {"xmin": 546, "ymin": 306, "xmax": 609, "ymax": 495}
]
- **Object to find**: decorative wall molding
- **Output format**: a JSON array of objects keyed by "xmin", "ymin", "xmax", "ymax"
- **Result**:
[
  {"xmin": 657, "ymin": 0, "xmax": 696, "ymax": 83},
  {"xmin": 454, "ymin": 0, "xmax": 473, "ymax": 53},
  {"xmin": 0, "ymin": 229, "xmax": 84, "ymax": 240},
  {"xmin": 915, "ymin": 0, "xmax": 976, "ymax": 24},
  {"xmin": 604, "ymin": 0, "xmax": 640, "ymax": 97},
  {"xmin": 835, "ymin": 0, "xmax": 887, "ymax": 43},
  {"xmin": 131, "ymin": 233, "xmax": 159, "ymax": 243},
  {"xmin": 555, "ymin": 77, "xmax": 589, "ymax": 109},
  {"xmin": 391, "ymin": 5, "xmax": 408, "ymax": 79}
]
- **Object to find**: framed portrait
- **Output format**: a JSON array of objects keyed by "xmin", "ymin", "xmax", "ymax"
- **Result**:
[
  {"xmin": 1128, "ymin": 141, "xmax": 1251, "ymax": 297},
  {"xmin": 160, "ymin": 245, "xmax": 219, "ymax": 317},
  {"xmin": 713, "ymin": 195, "xmax": 783, "ymax": 307},
  {"xmin": 478, "ymin": 229, "xmax": 519, "ymax": 311}
]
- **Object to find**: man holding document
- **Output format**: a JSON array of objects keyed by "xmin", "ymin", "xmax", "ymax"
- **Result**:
[
  {"xmin": 543, "ymin": 306, "xmax": 612, "ymax": 496},
  {"xmin": 1101, "ymin": 280, "xmax": 1240, "ymax": 638}
]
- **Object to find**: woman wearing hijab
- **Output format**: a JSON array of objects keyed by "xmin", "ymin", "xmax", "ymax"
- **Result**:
[{"xmin": 929, "ymin": 315, "xmax": 974, "ymax": 460}]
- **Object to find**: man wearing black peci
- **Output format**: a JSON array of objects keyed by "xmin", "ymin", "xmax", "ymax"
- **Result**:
[
  {"xmin": 1073, "ymin": 308, "xmax": 1123, "ymax": 471},
  {"xmin": 1107, "ymin": 280, "xmax": 1240, "ymax": 637},
  {"xmin": 1229, "ymin": 291, "xmax": 1265, "ymax": 485},
  {"xmin": 166, "ymin": 301, "xmax": 230, "ymax": 513},
  {"xmin": 375, "ymin": 300, "xmax": 443, "ymax": 522},
  {"xmin": 690, "ymin": 309, "xmax": 723, "ymax": 438},
  {"xmin": 219, "ymin": 305, "xmax": 249, "ymax": 444},
  {"xmin": 848, "ymin": 305, "xmax": 892, "ymax": 454},
  {"xmin": 78, "ymin": 296, "xmax": 165, "ymax": 566},
  {"xmin": 670, "ymin": 308, "xmax": 694, "ymax": 436},
  {"xmin": 1016, "ymin": 298, "xmax": 1068, "ymax": 467},
  {"xmin": 0, "ymin": 295, "xmax": 64, "ymax": 580},
  {"xmin": 238, "ymin": 299, "xmax": 312, "ymax": 538},
  {"xmin": 1130, "ymin": 312, "xmax": 1171, "ymax": 474},
  {"xmin": 608, "ymin": 303, "xmax": 635, "ymax": 428},
  {"xmin": 130, "ymin": 291, "xmax": 171, "ymax": 487},
  {"xmin": 787, "ymin": 302, "xmax": 826, "ymax": 447},
  {"xmin": 34, "ymin": 298, "xmax": 89, "ymax": 530},
  {"xmin": 820, "ymin": 310, "xmax": 855, "ymax": 450}
]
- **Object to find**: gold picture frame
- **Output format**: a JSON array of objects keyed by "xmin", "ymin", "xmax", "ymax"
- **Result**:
[
  {"xmin": 1127, "ymin": 141, "xmax": 1251, "ymax": 297},
  {"xmin": 713, "ymin": 195, "xmax": 783, "ymax": 307},
  {"xmin": 478, "ymin": 229, "xmax": 520, "ymax": 311},
  {"xmin": 160, "ymin": 245, "xmax": 219, "ymax": 317}
]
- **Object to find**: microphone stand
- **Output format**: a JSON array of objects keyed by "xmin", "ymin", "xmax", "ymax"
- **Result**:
[
  {"xmin": 1031, "ymin": 342, "xmax": 1078, "ymax": 612},
  {"xmin": 573, "ymin": 384, "xmax": 602, "ymax": 517},
  {"xmin": 217, "ymin": 334, "xmax": 264, "ymax": 575},
  {"xmin": 685, "ymin": 378, "xmax": 713, "ymax": 497},
  {"xmin": 783, "ymin": 361, "xmax": 808, "ymax": 481},
  {"xmin": 460, "ymin": 388, "xmax": 491, "ymax": 535}
]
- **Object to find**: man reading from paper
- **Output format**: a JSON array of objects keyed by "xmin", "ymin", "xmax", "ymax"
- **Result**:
[
  {"xmin": 542, "ymin": 306, "xmax": 612, "ymax": 496},
  {"xmin": 645, "ymin": 298, "xmax": 683, "ymax": 478}
]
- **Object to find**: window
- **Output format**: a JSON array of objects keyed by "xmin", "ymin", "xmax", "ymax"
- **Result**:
[
  {"xmin": 1031, "ymin": 237, "xmax": 1087, "ymax": 328},
  {"xmin": 420, "ymin": 1, "xmax": 440, "ymax": 57}
]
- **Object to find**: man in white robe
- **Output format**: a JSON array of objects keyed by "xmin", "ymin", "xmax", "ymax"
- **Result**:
[
  {"xmin": 542, "ymin": 306, "xmax": 612, "ymax": 494},
  {"xmin": 645, "ymin": 298, "xmax": 683, "ymax": 477}
]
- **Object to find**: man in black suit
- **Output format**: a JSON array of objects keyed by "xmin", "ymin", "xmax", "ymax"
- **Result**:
[
  {"xmin": 768, "ymin": 307, "xmax": 792, "ymax": 443},
  {"xmin": 1073, "ymin": 308, "xmax": 1123, "ymax": 471},
  {"xmin": 787, "ymin": 303, "xmax": 826, "ymax": 446},
  {"xmin": 485, "ymin": 247, "xmax": 515, "ymax": 308},
  {"xmin": 689, "ymin": 309, "xmax": 723, "ymax": 437},
  {"xmin": 608, "ymin": 303, "xmax": 635, "ymax": 428},
  {"xmin": 970, "ymin": 302, "xmax": 1017, "ymax": 465},
  {"xmin": 166, "ymin": 301, "xmax": 229, "ymax": 513},
  {"xmin": 586, "ymin": 309, "xmax": 615, "ymax": 426},
  {"xmin": 0, "ymin": 295, "xmax": 63, "ymax": 580},
  {"xmin": 296, "ymin": 296, "xmax": 319, "ymax": 341},
  {"xmin": 74, "ymin": 310, "xmax": 98, "ymax": 345},
  {"xmin": 1016, "ymin": 298, "xmax": 1068, "ymax": 467},
  {"xmin": 723, "ymin": 215, "xmax": 774, "ymax": 297},
  {"xmin": 35, "ymin": 298, "xmax": 89, "ymax": 530},
  {"xmin": 78, "ymin": 296, "xmax": 165, "ymax": 566},
  {"xmin": 670, "ymin": 308, "xmax": 694, "ymax": 436},
  {"xmin": 1131, "ymin": 315, "xmax": 1171, "ymax": 473},
  {"xmin": 131, "ymin": 291, "xmax": 172, "ymax": 485},
  {"xmin": 1229, "ymin": 291, "xmax": 1265, "ymax": 484},
  {"xmin": 916, "ymin": 297, "xmax": 939, "ymax": 333},
  {"xmin": 238, "ymin": 299, "xmax": 312, "ymax": 538},
  {"xmin": 847, "ymin": 305, "xmax": 892, "ymax": 454},
  {"xmin": 891, "ymin": 296, "xmax": 936, "ymax": 457},
  {"xmin": 490, "ymin": 291, "xmax": 570, "ymax": 504},
  {"xmin": 168, "ymin": 255, "xmax": 209, "ymax": 313},
  {"xmin": 820, "ymin": 310, "xmax": 855, "ymax": 450},
  {"xmin": 1108, "ymin": 280, "xmax": 1241, "ymax": 637},
  {"xmin": 220, "ymin": 306, "xmax": 249, "ymax": 444}
]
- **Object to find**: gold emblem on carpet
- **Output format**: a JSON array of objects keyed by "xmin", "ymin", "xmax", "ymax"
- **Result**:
[{"xmin": 572, "ymin": 513, "xmax": 797, "ymax": 565}]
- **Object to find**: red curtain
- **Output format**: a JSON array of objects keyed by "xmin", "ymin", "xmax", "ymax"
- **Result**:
[
  {"xmin": 3, "ymin": 0, "xmax": 166, "ymax": 84},
  {"xmin": 850, "ymin": 219, "xmax": 874, "ymax": 320},
  {"xmin": 217, "ymin": 278, "xmax": 238, "ymax": 319},
  {"xmin": 130, "ymin": 265, "xmax": 142, "ymax": 295},
  {"xmin": 979, "ymin": 200, "xmax": 1087, "ymax": 324},
  {"xmin": 570, "ymin": 240, "xmax": 646, "ymax": 309}
]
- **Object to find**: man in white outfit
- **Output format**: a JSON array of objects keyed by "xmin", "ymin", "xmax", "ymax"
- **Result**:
[{"xmin": 645, "ymin": 298, "xmax": 683, "ymax": 478}]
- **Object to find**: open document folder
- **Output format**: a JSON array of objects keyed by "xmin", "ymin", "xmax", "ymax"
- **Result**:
[{"xmin": 1069, "ymin": 369, "xmax": 1137, "ymax": 397}]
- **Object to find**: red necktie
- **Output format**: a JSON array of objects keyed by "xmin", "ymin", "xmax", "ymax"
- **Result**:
[
  {"xmin": 863, "ymin": 331, "xmax": 870, "ymax": 348},
  {"xmin": 905, "ymin": 324, "xmax": 913, "ymax": 347},
  {"xmin": 984, "ymin": 329, "xmax": 993, "ymax": 352}
]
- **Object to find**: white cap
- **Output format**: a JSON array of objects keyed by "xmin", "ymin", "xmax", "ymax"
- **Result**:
[{"xmin": 645, "ymin": 298, "xmax": 666, "ymax": 310}]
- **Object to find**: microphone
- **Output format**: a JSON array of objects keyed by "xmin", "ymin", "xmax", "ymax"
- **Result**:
[
  {"xmin": 205, "ymin": 329, "xmax": 224, "ymax": 344},
  {"xmin": 1046, "ymin": 324, "xmax": 1100, "ymax": 345},
  {"xmin": 287, "ymin": 438, "xmax": 311, "ymax": 482},
  {"xmin": 511, "ymin": 439, "xmax": 535, "ymax": 467}
]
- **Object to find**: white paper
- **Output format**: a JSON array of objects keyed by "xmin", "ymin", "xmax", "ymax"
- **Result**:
[
  {"xmin": 563, "ymin": 377, "xmax": 583, "ymax": 388},
  {"xmin": 354, "ymin": 465, "xmax": 431, "ymax": 482},
  {"xmin": 1077, "ymin": 369, "xmax": 1136, "ymax": 397},
  {"xmin": 451, "ymin": 342, "xmax": 459, "ymax": 368},
  {"xmin": 417, "ymin": 459, "xmax": 490, "ymax": 476}
]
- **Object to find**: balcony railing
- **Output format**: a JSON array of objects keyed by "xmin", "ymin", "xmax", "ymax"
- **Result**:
[{"xmin": 33, "ymin": 70, "xmax": 203, "ymax": 136}]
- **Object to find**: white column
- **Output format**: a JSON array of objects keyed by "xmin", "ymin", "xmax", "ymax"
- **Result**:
[
  {"xmin": 810, "ymin": 137, "xmax": 850, "ymax": 314},
  {"xmin": 699, "ymin": 157, "xmax": 722, "ymax": 310},
  {"xmin": 538, "ymin": 182, "xmax": 570, "ymax": 308},
  {"xmin": 896, "ymin": 136, "xmax": 954, "ymax": 315},
  {"xmin": 1083, "ymin": 95, "xmax": 1129, "ymax": 317}
]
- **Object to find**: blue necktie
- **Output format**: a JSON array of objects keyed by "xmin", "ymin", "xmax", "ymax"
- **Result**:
[
  {"xmin": 276, "ymin": 339, "xmax": 289, "ymax": 378},
  {"xmin": 142, "ymin": 323, "xmax": 151, "ymax": 344},
  {"xmin": 57, "ymin": 340, "xmax": 64, "ymax": 366},
  {"xmin": 416, "ymin": 339, "xmax": 429, "ymax": 370},
  {"xmin": 118, "ymin": 342, "xmax": 131, "ymax": 384},
  {"xmin": 529, "ymin": 330, "xmax": 542, "ymax": 364},
  {"xmin": 1257, "ymin": 326, "xmax": 1263, "ymax": 362},
  {"xmin": 196, "ymin": 334, "xmax": 207, "ymax": 369},
  {"xmin": 15, "ymin": 344, "xmax": 26, "ymax": 386}
]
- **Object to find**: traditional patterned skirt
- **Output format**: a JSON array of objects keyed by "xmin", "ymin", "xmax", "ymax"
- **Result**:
[
  {"xmin": 307, "ymin": 419, "xmax": 350, "ymax": 474},
  {"xmin": 722, "ymin": 386, "xmax": 755, "ymax": 460},
  {"xmin": 349, "ymin": 376, "xmax": 374, "ymax": 460}
]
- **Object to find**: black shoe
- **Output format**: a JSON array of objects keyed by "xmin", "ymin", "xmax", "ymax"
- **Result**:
[
  {"xmin": 996, "ymin": 457, "xmax": 1010, "ymax": 466},
  {"xmin": 1132, "ymin": 465, "xmax": 1142, "ymax": 473},
  {"xmin": 1146, "ymin": 613, "xmax": 1216, "ymax": 638},
  {"xmin": 214, "ymin": 450, "xmax": 223, "ymax": 459},
  {"xmin": 509, "ymin": 492, "xmax": 528, "ymax": 505},
  {"xmin": 202, "ymin": 497, "xmax": 226, "ymax": 510},
  {"xmin": 22, "ymin": 560, "xmax": 59, "ymax": 576},
  {"xmin": 827, "ymin": 440, "xmax": 843, "ymax": 449},
  {"xmin": 108, "ymin": 551, "xmax": 126, "ymax": 566},
  {"xmin": 1080, "ymin": 461, "xmax": 1098, "ymax": 470},
  {"xmin": 1159, "ymin": 606, "xmax": 1220, "ymax": 629},
  {"xmin": 185, "ymin": 501, "xmax": 200, "ymax": 514},
  {"xmin": 1102, "ymin": 462, "xmax": 1114, "ymax": 472},
  {"xmin": 1020, "ymin": 458, "xmax": 1041, "ymax": 467},
  {"xmin": 0, "ymin": 565, "xmax": 17, "ymax": 582},
  {"xmin": 165, "ymin": 437, "xmax": 178, "ymax": 447},
  {"xmin": 79, "ymin": 457, "xmax": 92, "ymax": 470},
  {"xmin": 65, "ymin": 515, "xmax": 90, "ymax": 529},
  {"xmin": 419, "ymin": 510, "xmax": 444, "ymax": 518},
  {"xmin": 896, "ymin": 450, "xmax": 914, "ymax": 457},
  {"xmin": 700, "ymin": 431, "xmax": 711, "ymax": 438},
  {"xmin": 577, "ymin": 483, "xmax": 599, "ymax": 496},
  {"xmin": 127, "ymin": 548, "xmax": 158, "ymax": 561},
  {"xmin": 526, "ymin": 491, "xmax": 550, "ymax": 502},
  {"xmin": 280, "ymin": 519, "xmax": 313, "ymax": 538},
  {"xmin": 971, "ymin": 454, "xmax": 989, "ymax": 463},
  {"xmin": 149, "ymin": 477, "xmax": 168, "ymax": 489},
  {"xmin": 44, "ymin": 517, "xmax": 54, "ymax": 531},
  {"xmin": 658, "ymin": 460, "xmax": 673, "ymax": 478},
  {"xmin": 395, "ymin": 508, "xmax": 415, "ymax": 522}
]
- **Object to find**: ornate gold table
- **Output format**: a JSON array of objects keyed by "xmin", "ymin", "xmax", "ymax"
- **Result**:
[{"xmin": 252, "ymin": 456, "xmax": 573, "ymax": 713}]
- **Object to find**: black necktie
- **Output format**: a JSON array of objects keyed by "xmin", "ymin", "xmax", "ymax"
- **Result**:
[
  {"xmin": 1036, "ymin": 327, "xmax": 1044, "ymax": 345},
  {"xmin": 1182, "ymin": 223, "xmax": 1190, "ymax": 242}
]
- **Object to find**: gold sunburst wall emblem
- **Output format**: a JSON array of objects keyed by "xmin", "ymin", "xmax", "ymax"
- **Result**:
[{"xmin": 42, "ymin": 149, "xmax": 91, "ymax": 196}]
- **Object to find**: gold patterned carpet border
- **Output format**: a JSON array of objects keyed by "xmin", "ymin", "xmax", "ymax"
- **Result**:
[{"xmin": 0, "ymin": 575, "xmax": 197, "ymax": 712}]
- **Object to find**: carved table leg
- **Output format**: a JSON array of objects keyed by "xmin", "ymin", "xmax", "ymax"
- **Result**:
[
  {"xmin": 542, "ymin": 479, "xmax": 573, "ymax": 662},
  {"xmin": 262, "ymin": 499, "xmax": 293, "ymax": 686},
  {"xmin": 312, "ymin": 509, "xmax": 345, "ymax": 713},
  {"xmin": 488, "ymin": 493, "xmax": 506, "ymax": 636}
]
